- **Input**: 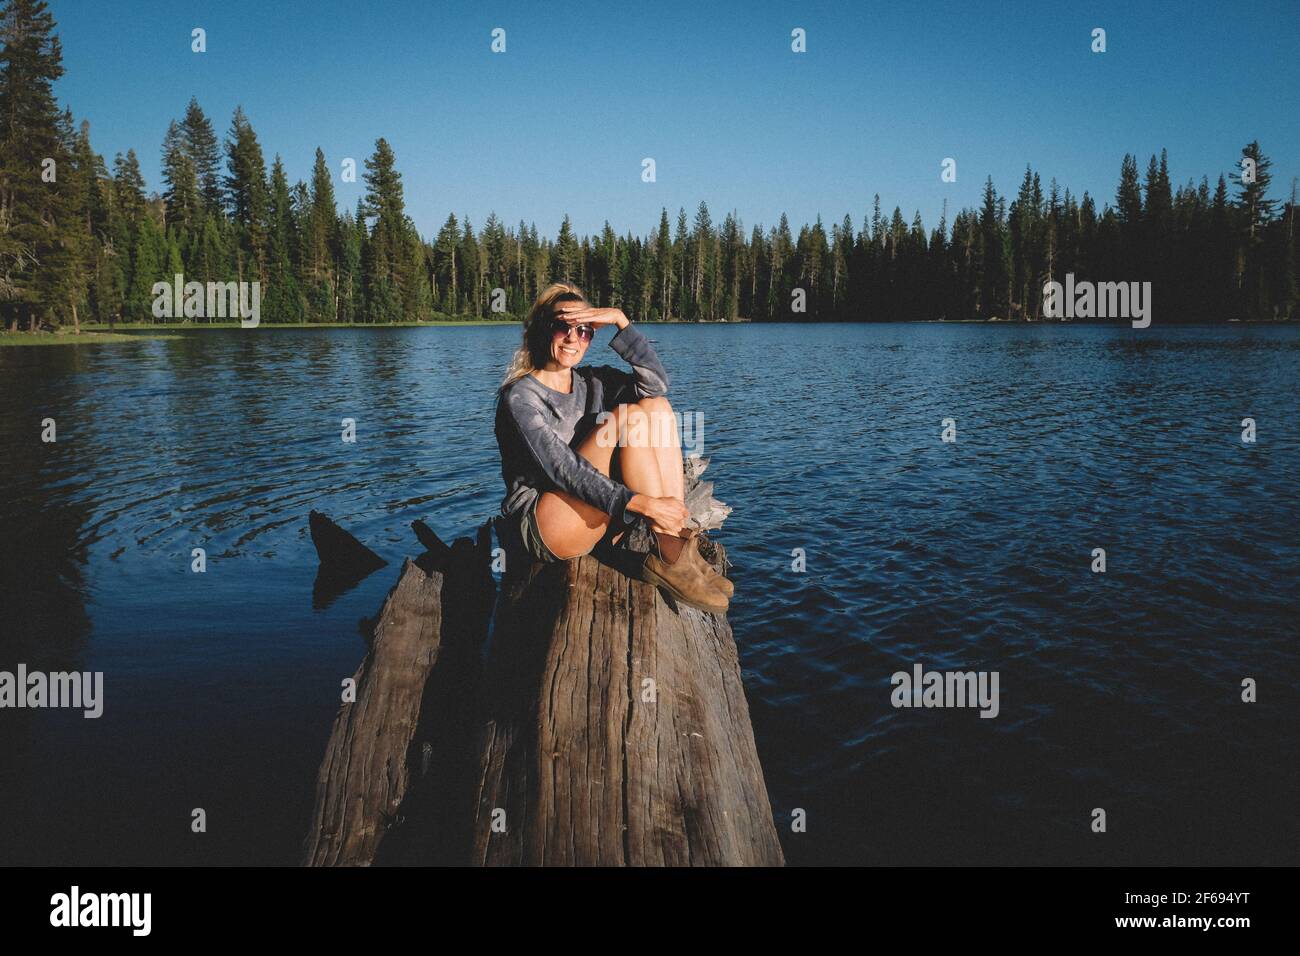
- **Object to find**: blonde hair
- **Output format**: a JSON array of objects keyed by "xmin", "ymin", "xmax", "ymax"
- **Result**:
[{"xmin": 499, "ymin": 281, "xmax": 589, "ymax": 391}]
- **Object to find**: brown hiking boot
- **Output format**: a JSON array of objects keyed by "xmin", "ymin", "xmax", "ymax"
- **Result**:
[
  {"xmin": 682, "ymin": 530, "xmax": 734, "ymax": 598},
  {"xmin": 640, "ymin": 536, "xmax": 729, "ymax": 614}
]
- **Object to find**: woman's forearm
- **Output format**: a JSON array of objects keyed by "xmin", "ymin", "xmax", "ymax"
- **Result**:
[{"xmin": 607, "ymin": 323, "xmax": 669, "ymax": 397}]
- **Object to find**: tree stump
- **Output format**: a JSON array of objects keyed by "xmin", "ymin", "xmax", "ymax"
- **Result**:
[
  {"xmin": 468, "ymin": 521, "xmax": 783, "ymax": 866},
  {"xmin": 303, "ymin": 456, "xmax": 783, "ymax": 866},
  {"xmin": 302, "ymin": 527, "xmax": 493, "ymax": 866}
]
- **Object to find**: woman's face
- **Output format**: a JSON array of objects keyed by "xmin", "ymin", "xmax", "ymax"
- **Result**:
[{"xmin": 547, "ymin": 299, "xmax": 592, "ymax": 369}]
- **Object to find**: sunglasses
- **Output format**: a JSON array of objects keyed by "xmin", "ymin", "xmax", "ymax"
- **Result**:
[{"xmin": 550, "ymin": 318, "xmax": 594, "ymax": 341}]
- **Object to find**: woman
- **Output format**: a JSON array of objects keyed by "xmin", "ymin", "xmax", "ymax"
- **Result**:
[{"xmin": 494, "ymin": 282, "xmax": 733, "ymax": 612}]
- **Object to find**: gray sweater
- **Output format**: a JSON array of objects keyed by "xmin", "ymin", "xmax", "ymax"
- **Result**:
[{"xmin": 495, "ymin": 324, "xmax": 670, "ymax": 522}]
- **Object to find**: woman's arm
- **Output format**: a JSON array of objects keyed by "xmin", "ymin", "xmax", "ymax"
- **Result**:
[
  {"xmin": 625, "ymin": 492, "xmax": 690, "ymax": 534},
  {"xmin": 500, "ymin": 390, "xmax": 635, "ymax": 519},
  {"xmin": 562, "ymin": 307, "xmax": 669, "ymax": 402}
]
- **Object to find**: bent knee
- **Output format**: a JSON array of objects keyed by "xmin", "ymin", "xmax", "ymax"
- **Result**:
[
  {"xmin": 636, "ymin": 395, "xmax": 672, "ymax": 414},
  {"xmin": 611, "ymin": 402, "xmax": 652, "ymax": 427}
]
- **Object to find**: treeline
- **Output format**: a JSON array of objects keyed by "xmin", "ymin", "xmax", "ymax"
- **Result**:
[{"xmin": 2, "ymin": 0, "xmax": 1296, "ymax": 331}]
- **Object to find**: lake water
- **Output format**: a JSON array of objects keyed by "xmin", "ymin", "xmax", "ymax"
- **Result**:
[{"xmin": 1, "ymin": 322, "xmax": 1297, "ymax": 866}]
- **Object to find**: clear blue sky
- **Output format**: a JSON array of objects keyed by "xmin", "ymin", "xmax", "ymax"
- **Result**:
[{"xmin": 50, "ymin": 0, "xmax": 1300, "ymax": 240}]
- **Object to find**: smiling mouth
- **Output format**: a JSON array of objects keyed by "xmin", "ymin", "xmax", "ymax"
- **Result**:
[{"xmin": 559, "ymin": 346, "xmax": 578, "ymax": 356}]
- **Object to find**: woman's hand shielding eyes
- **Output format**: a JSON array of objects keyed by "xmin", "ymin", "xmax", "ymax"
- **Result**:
[{"xmin": 555, "ymin": 305, "xmax": 630, "ymax": 331}]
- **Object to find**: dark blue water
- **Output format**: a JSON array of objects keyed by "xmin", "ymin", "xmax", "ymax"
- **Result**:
[{"xmin": 2, "ymin": 323, "xmax": 1297, "ymax": 865}]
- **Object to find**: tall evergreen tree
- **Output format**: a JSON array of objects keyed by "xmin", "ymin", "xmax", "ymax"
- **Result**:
[
  {"xmin": 432, "ymin": 212, "xmax": 459, "ymax": 312},
  {"xmin": 1231, "ymin": 140, "xmax": 1276, "ymax": 242},
  {"xmin": 223, "ymin": 106, "xmax": 268, "ymax": 282},
  {"xmin": 182, "ymin": 97, "xmax": 222, "ymax": 215},
  {"xmin": 263, "ymin": 155, "xmax": 302, "ymax": 323},
  {"xmin": 360, "ymin": 137, "xmax": 409, "ymax": 321},
  {"xmin": 0, "ymin": 0, "xmax": 66, "ymax": 329},
  {"xmin": 35, "ymin": 108, "xmax": 85, "ymax": 329},
  {"xmin": 553, "ymin": 214, "xmax": 579, "ymax": 282},
  {"xmin": 978, "ymin": 176, "xmax": 1008, "ymax": 319},
  {"xmin": 301, "ymin": 147, "xmax": 337, "ymax": 320},
  {"xmin": 161, "ymin": 119, "xmax": 200, "ymax": 232},
  {"xmin": 70, "ymin": 118, "xmax": 113, "ymax": 324},
  {"xmin": 654, "ymin": 208, "xmax": 673, "ymax": 320}
]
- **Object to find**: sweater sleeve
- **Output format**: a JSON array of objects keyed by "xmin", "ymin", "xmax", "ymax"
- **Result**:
[
  {"xmin": 503, "ymin": 388, "xmax": 635, "ymax": 519},
  {"xmin": 598, "ymin": 324, "xmax": 669, "ymax": 401}
]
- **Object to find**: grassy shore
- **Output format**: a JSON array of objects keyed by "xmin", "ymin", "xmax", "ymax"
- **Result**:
[
  {"xmin": 0, "ymin": 328, "xmax": 184, "ymax": 346},
  {"xmin": 0, "ymin": 318, "xmax": 522, "ymax": 345},
  {"xmin": 80, "ymin": 318, "xmax": 521, "ymax": 330}
]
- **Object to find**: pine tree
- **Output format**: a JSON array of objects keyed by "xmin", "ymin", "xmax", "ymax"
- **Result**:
[
  {"xmin": 301, "ymin": 147, "xmax": 337, "ymax": 321},
  {"xmin": 1115, "ymin": 153, "xmax": 1143, "ymax": 276},
  {"xmin": 433, "ymin": 212, "xmax": 459, "ymax": 312},
  {"xmin": 106, "ymin": 149, "xmax": 148, "ymax": 320},
  {"xmin": 553, "ymin": 214, "xmax": 579, "ymax": 282},
  {"xmin": 111, "ymin": 149, "xmax": 146, "ymax": 222},
  {"xmin": 35, "ymin": 108, "xmax": 85, "ymax": 330},
  {"xmin": 126, "ymin": 213, "xmax": 164, "ymax": 320},
  {"xmin": 403, "ymin": 216, "xmax": 432, "ymax": 319},
  {"xmin": 181, "ymin": 97, "xmax": 222, "ymax": 216},
  {"xmin": 770, "ymin": 212, "xmax": 792, "ymax": 319},
  {"xmin": 223, "ymin": 106, "xmax": 268, "ymax": 283},
  {"xmin": 0, "ymin": 0, "xmax": 66, "ymax": 329},
  {"xmin": 721, "ymin": 211, "xmax": 744, "ymax": 321},
  {"xmin": 336, "ymin": 205, "xmax": 364, "ymax": 322},
  {"xmin": 459, "ymin": 217, "xmax": 480, "ymax": 317},
  {"xmin": 690, "ymin": 202, "xmax": 714, "ymax": 321},
  {"xmin": 1009, "ymin": 165, "xmax": 1038, "ymax": 318},
  {"xmin": 190, "ymin": 211, "xmax": 230, "ymax": 288},
  {"xmin": 482, "ymin": 211, "xmax": 507, "ymax": 305},
  {"xmin": 978, "ymin": 176, "xmax": 1008, "ymax": 319},
  {"xmin": 654, "ymin": 208, "xmax": 673, "ymax": 320},
  {"xmin": 161, "ymin": 120, "xmax": 200, "ymax": 233},
  {"xmin": 360, "ymin": 137, "xmax": 407, "ymax": 321},
  {"xmin": 71, "ymin": 118, "xmax": 112, "ymax": 324},
  {"xmin": 596, "ymin": 220, "xmax": 620, "ymax": 307},
  {"xmin": 673, "ymin": 208, "xmax": 689, "ymax": 318},
  {"xmin": 552, "ymin": 215, "xmax": 576, "ymax": 286},
  {"xmin": 1231, "ymin": 140, "xmax": 1276, "ymax": 242},
  {"xmin": 264, "ymin": 155, "xmax": 302, "ymax": 323},
  {"xmin": 1232, "ymin": 142, "xmax": 1278, "ymax": 317}
]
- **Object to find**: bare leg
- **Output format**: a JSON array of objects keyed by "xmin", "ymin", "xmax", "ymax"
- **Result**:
[
  {"xmin": 534, "ymin": 401, "xmax": 670, "ymax": 560},
  {"xmin": 613, "ymin": 400, "xmax": 686, "ymax": 564},
  {"xmin": 639, "ymin": 395, "xmax": 685, "ymax": 505}
]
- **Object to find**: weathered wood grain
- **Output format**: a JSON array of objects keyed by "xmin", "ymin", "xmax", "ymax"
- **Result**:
[
  {"xmin": 304, "ymin": 455, "xmax": 782, "ymax": 867},
  {"xmin": 684, "ymin": 455, "xmax": 733, "ymax": 531},
  {"xmin": 303, "ymin": 523, "xmax": 494, "ymax": 867},
  {"xmin": 469, "ymin": 530, "xmax": 784, "ymax": 866},
  {"xmin": 302, "ymin": 556, "xmax": 445, "ymax": 866}
]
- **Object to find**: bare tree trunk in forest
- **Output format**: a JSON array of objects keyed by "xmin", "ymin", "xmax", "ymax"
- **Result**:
[{"xmin": 692, "ymin": 254, "xmax": 701, "ymax": 318}]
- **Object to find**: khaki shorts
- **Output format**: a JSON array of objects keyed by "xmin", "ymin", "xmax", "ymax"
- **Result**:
[
  {"xmin": 511, "ymin": 495, "xmax": 632, "ymax": 565},
  {"xmin": 518, "ymin": 495, "xmax": 559, "ymax": 563}
]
